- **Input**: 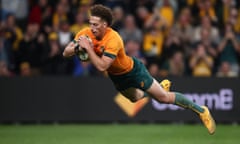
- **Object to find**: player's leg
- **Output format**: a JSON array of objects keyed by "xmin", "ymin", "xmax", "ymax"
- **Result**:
[
  {"xmin": 120, "ymin": 87, "xmax": 145, "ymax": 102},
  {"xmin": 146, "ymin": 79, "xmax": 216, "ymax": 134},
  {"xmin": 120, "ymin": 79, "xmax": 172, "ymax": 102},
  {"xmin": 148, "ymin": 79, "xmax": 204, "ymax": 113},
  {"xmin": 152, "ymin": 79, "xmax": 203, "ymax": 113}
]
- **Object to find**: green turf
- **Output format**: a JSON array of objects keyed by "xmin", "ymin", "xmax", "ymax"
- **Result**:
[{"xmin": 0, "ymin": 124, "xmax": 239, "ymax": 144}]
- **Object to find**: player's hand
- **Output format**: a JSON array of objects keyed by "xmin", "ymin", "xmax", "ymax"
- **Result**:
[{"xmin": 78, "ymin": 36, "xmax": 93, "ymax": 51}]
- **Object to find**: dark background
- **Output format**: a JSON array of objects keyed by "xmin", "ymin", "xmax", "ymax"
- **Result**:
[{"xmin": 0, "ymin": 77, "xmax": 239, "ymax": 124}]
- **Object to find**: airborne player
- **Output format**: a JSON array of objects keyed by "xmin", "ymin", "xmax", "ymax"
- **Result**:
[{"xmin": 63, "ymin": 4, "xmax": 216, "ymax": 134}]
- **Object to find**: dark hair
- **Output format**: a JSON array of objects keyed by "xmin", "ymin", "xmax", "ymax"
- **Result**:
[{"xmin": 90, "ymin": 4, "xmax": 113, "ymax": 26}]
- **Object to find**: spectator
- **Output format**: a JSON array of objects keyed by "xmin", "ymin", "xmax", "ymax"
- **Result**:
[
  {"xmin": 197, "ymin": 0, "xmax": 218, "ymax": 22},
  {"xmin": 2, "ymin": 14, "xmax": 23, "ymax": 72},
  {"xmin": 119, "ymin": 14, "xmax": 142, "ymax": 43},
  {"xmin": 173, "ymin": 7, "xmax": 194, "ymax": 57},
  {"xmin": 156, "ymin": 0, "xmax": 178, "ymax": 14},
  {"xmin": 28, "ymin": 0, "xmax": 53, "ymax": 34},
  {"xmin": 28, "ymin": 0, "xmax": 51, "ymax": 25},
  {"xmin": 193, "ymin": 28, "xmax": 218, "ymax": 61},
  {"xmin": 4, "ymin": 13, "xmax": 23, "ymax": 51},
  {"xmin": 43, "ymin": 32, "xmax": 73, "ymax": 75},
  {"xmin": 227, "ymin": 7, "xmax": 240, "ymax": 35},
  {"xmin": 217, "ymin": 22, "xmax": 240, "ymax": 75},
  {"xmin": 189, "ymin": 43, "xmax": 214, "ymax": 77},
  {"xmin": 135, "ymin": 6, "xmax": 152, "ymax": 29},
  {"xmin": 0, "ymin": 1, "xmax": 239, "ymax": 77},
  {"xmin": 144, "ymin": 5, "xmax": 168, "ymax": 35},
  {"xmin": 155, "ymin": 0, "xmax": 175, "ymax": 31},
  {"xmin": 58, "ymin": 20, "xmax": 74, "ymax": 50},
  {"xmin": 77, "ymin": 0, "xmax": 92, "ymax": 20},
  {"xmin": 142, "ymin": 14, "xmax": 165, "ymax": 65},
  {"xmin": 160, "ymin": 51, "xmax": 186, "ymax": 77},
  {"xmin": 17, "ymin": 22, "xmax": 47, "ymax": 75},
  {"xmin": 216, "ymin": 61, "xmax": 238, "ymax": 77},
  {"xmin": 59, "ymin": 0, "xmax": 71, "ymax": 14},
  {"xmin": 70, "ymin": 11, "xmax": 88, "ymax": 35},
  {"xmin": 52, "ymin": 2, "xmax": 69, "ymax": 31},
  {"xmin": 193, "ymin": 15, "xmax": 220, "ymax": 44},
  {"xmin": 163, "ymin": 27, "xmax": 184, "ymax": 60},
  {"xmin": 125, "ymin": 39, "xmax": 146, "ymax": 65},
  {"xmin": 111, "ymin": 6, "xmax": 125, "ymax": 31},
  {"xmin": 1, "ymin": 0, "xmax": 28, "ymax": 20},
  {"xmin": 59, "ymin": 0, "xmax": 75, "ymax": 24},
  {"xmin": 221, "ymin": 0, "xmax": 237, "ymax": 25},
  {"xmin": 47, "ymin": 32, "xmax": 60, "ymax": 58},
  {"xmin": 19, "ymin": 61, "xmax": 32, "ymax": 77}
]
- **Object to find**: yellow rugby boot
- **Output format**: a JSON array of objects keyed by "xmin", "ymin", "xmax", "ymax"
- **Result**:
[
  {"xmin": 199, "ymin": 106, "xmax": 216, "ymax": 135},
  {"xmin": 160, "ymin": 79, "xmax": 171, "ymax": 91}
]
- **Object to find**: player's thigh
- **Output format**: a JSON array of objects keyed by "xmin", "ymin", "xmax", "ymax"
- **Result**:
[
  {"xmin": 120, "ymin": 88, "xmax": 145, "ymax": 102},
  {"xmin": 146, "ymin": 79, "xmax": 169, "ymax": 102}
]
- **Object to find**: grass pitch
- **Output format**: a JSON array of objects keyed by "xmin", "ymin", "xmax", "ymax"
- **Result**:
[{"xmin": 0, "ymin": 124, "xmax": 239, "ymax": 144}]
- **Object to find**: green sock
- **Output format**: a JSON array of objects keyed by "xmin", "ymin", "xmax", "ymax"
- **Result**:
[{"xmin": 174, "ymin": 92, "xmax": 204, "ymax": 114}]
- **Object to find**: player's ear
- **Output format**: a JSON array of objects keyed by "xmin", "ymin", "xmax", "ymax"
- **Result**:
[{"xmin": 103, "ymin": 22, "xmax": 107, "ymax": 28}]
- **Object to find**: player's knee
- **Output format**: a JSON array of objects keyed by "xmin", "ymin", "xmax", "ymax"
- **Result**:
[
  {"xmin": 158, "ymin": 92, "xmax": 172, "ymax": 104},
  {"xmin": 162, "ymin": 92, "xmax": 175, "ymax": 104},
  {"xmin": 160, "ymin": 97, "xmax": 170, "ymax": 103},
  {"xmin": 128, "ymin": 97, "xmax": 138, "ymax": 103}
]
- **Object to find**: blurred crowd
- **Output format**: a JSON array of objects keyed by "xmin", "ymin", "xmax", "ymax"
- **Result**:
[{"xmin": 0, "ymin": 0, "xmax": 240, "ymax": 77}]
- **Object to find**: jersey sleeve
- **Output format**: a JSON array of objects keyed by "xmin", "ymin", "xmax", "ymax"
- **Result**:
[{"xmin": 103, "ymin": 34, "xmax": 123, "ymax": 58}]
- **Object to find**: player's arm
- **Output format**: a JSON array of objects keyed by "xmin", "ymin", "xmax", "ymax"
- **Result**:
[
  {"xmin": 62, "ymin": 40, "xmax": 78, "ymax": 57},
  {"xmin": 78, "ymin": 36, "xmax": 114, "ymax": 72},
  {"xmin": 63, "ymin": 29, "xmax": 86, "ymax": 57}
]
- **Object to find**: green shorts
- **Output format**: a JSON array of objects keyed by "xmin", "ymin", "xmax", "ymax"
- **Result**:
[{"xmin": 109, "ymin": 57, "xmax": 153, "ymax": 91}]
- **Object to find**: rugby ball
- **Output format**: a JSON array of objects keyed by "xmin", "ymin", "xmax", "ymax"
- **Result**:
[
  {"xmin": 77, "ymin": 49, "xmax": 89, "ymax": 61},
  {"xmin": 75, "ymin": 35, "xmax": 92, "ymax": 61}
]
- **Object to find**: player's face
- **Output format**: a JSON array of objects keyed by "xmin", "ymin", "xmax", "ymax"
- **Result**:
[{"xmin": 89, "ymin": 16, "xmax": 107, "ymax": 39}]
